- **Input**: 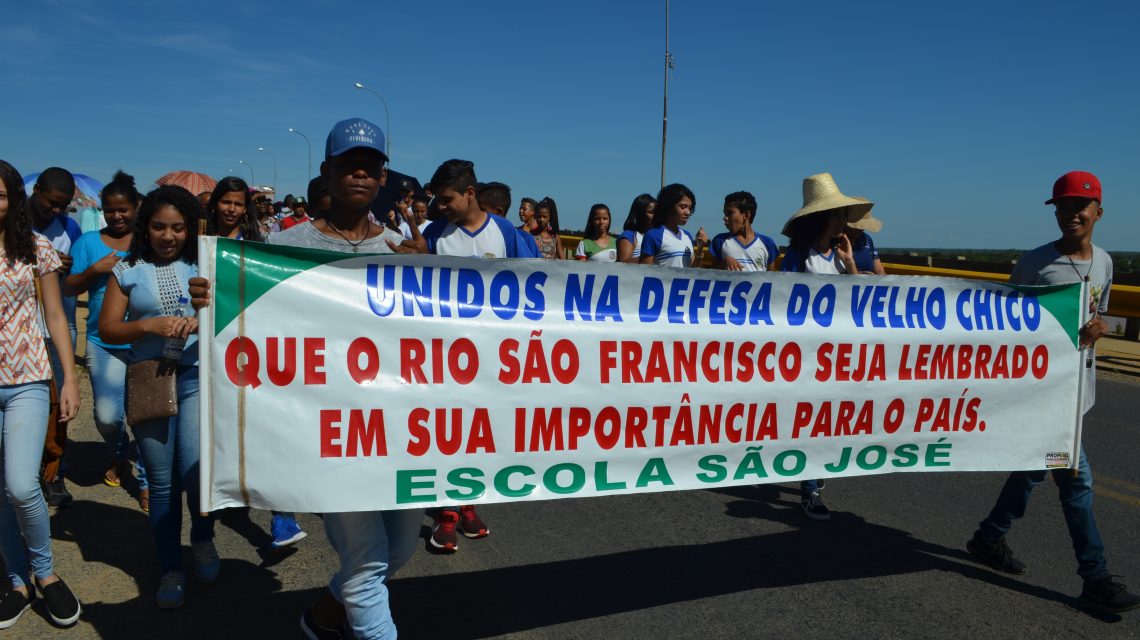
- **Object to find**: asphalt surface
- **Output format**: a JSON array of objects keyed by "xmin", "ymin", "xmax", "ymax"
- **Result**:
[{"xmin": 7, "ymin": 371, "xmax": 1140, "ymax": 639}]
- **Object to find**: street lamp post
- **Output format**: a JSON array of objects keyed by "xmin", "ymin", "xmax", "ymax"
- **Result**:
[
  {"xmin": 238, "ymin": 160, "xmax": 254, "ymax": 185},
  {"xmin": 353, "ymin": 82, "xmax": 392, "ymax": 158},
  {"xmin": 288, "ymin": 128, "xmax": 312, "ymax": 183},
  {"xmin": 258, "ymin": 147, "xmax": 277, "ymax": 194}
]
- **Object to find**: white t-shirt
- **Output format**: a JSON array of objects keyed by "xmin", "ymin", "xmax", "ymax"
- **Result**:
[{"xmin": 1011, "ymin": 242, "xmax": 1113, "ymax": 414}]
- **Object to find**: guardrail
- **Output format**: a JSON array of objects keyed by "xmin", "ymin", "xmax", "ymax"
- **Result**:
[
  {"xmin": 555, "ymin": 235, "xmax": 1140, "ymax": 322},
  {"xmin": 882, "ymin": 263, "xmax": 1140, "ymax": 322}
]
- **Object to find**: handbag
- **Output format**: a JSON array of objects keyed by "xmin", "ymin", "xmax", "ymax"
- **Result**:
[{"xmin": 126, "ymin": 358, "xmax": 179, "ymax": 424}]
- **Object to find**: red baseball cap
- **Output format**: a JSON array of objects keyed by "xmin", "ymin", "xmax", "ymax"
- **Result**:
[{"xmin": 1045, "ymin": 171, "xmax": 1101, "ymax": 205}]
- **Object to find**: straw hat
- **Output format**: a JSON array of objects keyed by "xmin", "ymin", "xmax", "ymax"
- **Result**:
[
  {"xmin": 781, "ymin": 173, "xmax": 874, "ymax": 236},
  {"xmin": 845, "ymin": 198, "xmax": 882, "ymax": 232}
]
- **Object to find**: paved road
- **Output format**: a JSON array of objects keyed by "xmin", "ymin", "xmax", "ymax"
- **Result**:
[{"xmin": 11, "ymin": 373, "xmax": 1140, "ymax": 639}]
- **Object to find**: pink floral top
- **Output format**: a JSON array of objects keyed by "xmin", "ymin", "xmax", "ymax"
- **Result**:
[{"xmin": 0, "ymin": 234, "xmax": 61, "ymax": 384}]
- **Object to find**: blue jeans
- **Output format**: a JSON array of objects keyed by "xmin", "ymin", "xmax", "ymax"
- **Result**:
[
  {"xmin": 0, "ymin": 382, "xmax": 54, "ymax": 587},
  {"xmin": 132, "ymin": 366, "xmax": 214, "ymax": 574},
  {"xmin": 977, "ymin": 447, "xmax": 1107, "ymax": 581},
  {"xmin": 801, "ymin": 480, "xmax": 820, "ymax": 495},
  {"xmin": 324, "ymin": 509, "xmax": 425, "ymax": 640},
  {"xmin": 88, "ymin": 342, "xmax": 147, "ymax": 489}
]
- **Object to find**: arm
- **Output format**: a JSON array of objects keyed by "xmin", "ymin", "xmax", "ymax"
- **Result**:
[
  {"xmin": 617, "ymin": 235, "xmax": 636, "ymax": 264},
  {"xmin": 554, "ymin": 234, "xmax": 566, "ymax": 260},
  {"xmin": 37, "ymin": 271, "xmax": 80, "ymax": 421},
  {"xmin": 872, "ymin": 257, "xmax": 886, "ymax": 276},
  {"xmin": 99, "ymin": 275, "xmax": 197, "ymax": 345},
  {"xmin": 388, "ymin": 219, "xmax": 428, "ymax": 254},
  {"xmin": 63, "ymin": 251, "xmax": 121, "ymax": 297},
  {"xmin": 835, "ymin": 234, "xmax": 859, "ymax": 275}
]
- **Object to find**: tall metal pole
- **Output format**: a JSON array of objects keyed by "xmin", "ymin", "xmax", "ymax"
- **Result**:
[
  {"xmin": 238, "ymin": 160, "xmax": 254, "ymax": 185},
  {"xmin": 288, "ymin": 128, "xmax": 312, "ymax": 183},
  {"xmin": 354, "ymin": 82, "xmax": 392, "ymax": 159},
  {"xmin": 257, "ymin": 147, "xmax": 277, "ymax": 194},
  {"xmin": 660, "ymin": 0, "xmax": 667, "ymax": 188}
]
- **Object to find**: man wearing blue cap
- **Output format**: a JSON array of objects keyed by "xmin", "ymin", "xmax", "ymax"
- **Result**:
[{"xmin": 191, "ymin": 117, "xmax": 423, "ymax": 639}]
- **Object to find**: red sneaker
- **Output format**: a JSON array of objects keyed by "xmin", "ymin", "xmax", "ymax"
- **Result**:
[
  {"xmin": 459, "ymin": 505, "xmax": 489, "ymax": 539},
  {"xmin": 430, "ymin": 510, "xmax": 459, "ymax": 552}
]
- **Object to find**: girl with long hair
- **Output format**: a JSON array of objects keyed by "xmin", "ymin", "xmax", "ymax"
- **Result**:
[
  {"xmin": 0, "ymin": 159, "xmax": 82, "ymax": 629},
  {"xmin": 574, "ymin": 203, "xmax": 617, "ymax": 262},
  {"xmin": 617, "ymin": 193, "xmax": 655, "ymax": 264},
  {"xmin": 205, "ymin": 177, "xmax": 260, "ymax": 241},
  {"xmin": 99, "ymin": 186, "xmax": 217, "ymax": 609},
  {"xmin": 531, "ymin": 196, "xmax": 565, "ymax": 260}
]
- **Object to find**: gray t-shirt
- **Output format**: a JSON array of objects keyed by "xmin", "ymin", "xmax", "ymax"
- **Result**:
[
  {"xmin": 1011, "ymin": 242, "xmax": 1113, "ymax": 413},
  {"xmin": 267, "ymin": 220, "xmax": 404, "ymax": 254}
]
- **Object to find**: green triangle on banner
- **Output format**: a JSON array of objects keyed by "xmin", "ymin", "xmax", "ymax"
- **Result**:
[{"xmin": 214, "ymin": 238, "xmax": 359, "ymax": 337}]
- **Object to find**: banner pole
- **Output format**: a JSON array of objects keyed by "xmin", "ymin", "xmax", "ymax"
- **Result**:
[
  {"xmin": 1071, "ymin": 278, "xmax": 1089, "ymax": 477},
  {"xmin": 197, "ymin": 236, "xmax": 216, "ymax": 515}
]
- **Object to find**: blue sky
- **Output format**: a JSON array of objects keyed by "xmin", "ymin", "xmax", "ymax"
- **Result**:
[{"xmin": 3, "ymin": 0, "xmax": 1138, "ymax": 251}]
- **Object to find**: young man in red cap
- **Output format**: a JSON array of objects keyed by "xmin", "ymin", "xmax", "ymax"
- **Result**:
[{"xmin": 967, "ymin": 170, "xmax": 1140, "ymax": 614}]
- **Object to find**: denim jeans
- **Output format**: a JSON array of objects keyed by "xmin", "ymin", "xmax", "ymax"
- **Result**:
[
  {"xmin": 131, "ymin": 366, "xmax": 214, "ymax": 574},
  {"xmin": 801, "ymin": 479, "xmax": 820, "ymax": 495},
  {"xmin": 87, "ymin": 342, "xmax": 147, "ymax": 489},
  {"xmin": 977, "ymin": 446, "xmax": 1107, "ymax": 581},
  {"xmin": 0, "ymin": 382, "xmax": 54, "ymax": 587},
  {"xmin": 324, "ymin": 508, "xmax": 425, "ymax": 639}
]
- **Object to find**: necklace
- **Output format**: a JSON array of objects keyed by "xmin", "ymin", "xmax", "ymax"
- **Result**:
[
  {"xmin": 1065, "ymin": 254, "xmax": 1091, "ymax": 283},
  {"xmin": 326, "ymin": 221, "xmax": 371, "ymax": 253}
]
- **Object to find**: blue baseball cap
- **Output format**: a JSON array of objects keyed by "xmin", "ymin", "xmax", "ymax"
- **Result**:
[{"xmin": 325, "ymin": 117, "xmax": 387, "ymax": 161}]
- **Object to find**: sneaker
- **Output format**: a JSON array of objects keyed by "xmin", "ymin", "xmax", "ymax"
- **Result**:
[
  {"xmin": 192, "ymin": 541, "xmax": 221, "ymax": 583},
  {"xmin": 967, "ymin": 532, "xmax": 1027, "ymax": 575},
  {"xmin": 41, "ymin": 578, "xmax": 81, "ymax": 626},
  {"xmin": 802, "ymin": 491, "xmax": 831, "ymax": 520},
  {"xmin": 0, "ymin": 584, "xmax": 35, "ymax": 630},
  {"xmin": 156, "ymin": 572, "xmax": 185, "ymax": 609},
  {"xmin": 300, "ymin": 603, "xmax": 350, "ymax": 640},
  {"xmin": 459, "ymin": 505, "xmax": 489, "ymax": 539},
  {"xmin": 44, "ymin": 477, "xmax": 74, "ymax": 509},
  {"xmin": 430, "ymin": 510, "xmax": 460, "ymax": 552},
  {"xmin": 1079, "ymin": 576, "xmax": 1140, "ymax": 614},
  {"xmin": 271, "ymin": 514, "xmax": 308, "ymax": 549}
]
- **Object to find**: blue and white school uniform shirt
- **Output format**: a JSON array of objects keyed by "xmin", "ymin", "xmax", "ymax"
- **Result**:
[
  {"xmin": 779, "ymin": 246, "xmax": 846, "ymax": 274},
  {"xmin": 423, "ymin": 213, "xmax": 537, "ymax": 258},
  {"xmin": 709, "ymin": 232, "xmax": 779, "ymax": 272},
  {"xmin": 618, "ymin": 230, "xmax": 644, "ymax": 260},
  {"xmin": 851, "ymin": 232, "xmax": 880, "ymax": 274},
  {"xmin": 640, "ymin": 226, "xmax": 694, "ymax": 267}
]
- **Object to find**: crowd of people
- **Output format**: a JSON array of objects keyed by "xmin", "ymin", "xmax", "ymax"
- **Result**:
[{"xmin": 0, "ymin": 114, "xmax": 1136, "ymax": 638}]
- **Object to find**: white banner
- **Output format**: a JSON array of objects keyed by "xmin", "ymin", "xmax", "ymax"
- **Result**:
[{"xmin": 198, "ymin": 237, "xmax": 1085, "ymax": 512}]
